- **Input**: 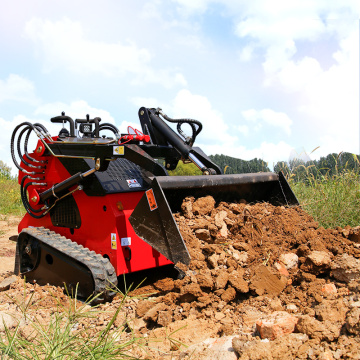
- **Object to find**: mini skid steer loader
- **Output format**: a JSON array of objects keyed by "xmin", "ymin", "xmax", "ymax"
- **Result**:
[{"xmin": 11, "ymin": 107, "xmax": 298, "ymax": 303}]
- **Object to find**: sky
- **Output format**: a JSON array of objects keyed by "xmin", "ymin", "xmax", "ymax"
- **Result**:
[{"xmin": 1, "ymin": 0, "xmax": 359, "ymax": 174}]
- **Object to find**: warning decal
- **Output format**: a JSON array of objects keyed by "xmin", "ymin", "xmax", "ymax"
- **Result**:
[
  {"xmin": 111, "ymin": 233, "xmax": 117, "ymax": 250},
  {"xmin": 113, "ymin": 146, "xmax": 124, "ymax": 155},
  {"xmin": 146, "ymin": 188, "xmax": 158, "ymax": 211}
]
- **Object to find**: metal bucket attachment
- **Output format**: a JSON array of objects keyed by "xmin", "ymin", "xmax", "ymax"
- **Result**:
[
  {"xmin": 130, "ymin": 172, "xmax": 298, "ymax": 265},
  {"xmin": 157, "ymin": 171, "xmax": 298, "ymax": 212},
  {"xmin": 129, "ymin": 177, "xmax": 191, "ymax": 266}
]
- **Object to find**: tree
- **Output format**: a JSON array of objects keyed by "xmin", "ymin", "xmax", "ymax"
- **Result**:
[{"xmin": 0, "ymin": 161, "xmax": 12, "ymax": 180}]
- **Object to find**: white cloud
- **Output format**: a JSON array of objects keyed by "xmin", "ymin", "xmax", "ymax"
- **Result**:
[
  {"xmin": 200, "ymin": 140, "xmax": 294, "ymax": 168},
  {"xmin": 242, "ymin": 108, "xmax": 292, "ymax": 135},
  {"xmin": 237, "ymin": 124, "xmax": 249, "ymax": 136},
  {"xmin": 238, "ymin": 45, "xmax": 254, "ymax": 62},
  {"xmin": 173, "ymin": 0, "xmax": 210, "ymax": 15},
  {"xmin": 24, "ymin": 17, "xmax": 186, "ymax": 88},
  {"xmin": 0, "ymin": 74, "xmax": 39, "ymax": 105},
  {"xmin": 170, "ymin": 89, "xmax": 237, "ymax": 144}
]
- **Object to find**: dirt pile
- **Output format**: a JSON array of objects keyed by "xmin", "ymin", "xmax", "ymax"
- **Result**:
[{"xmin": 0, "ymin": 199, "xmax": 360, "ymax": 359}]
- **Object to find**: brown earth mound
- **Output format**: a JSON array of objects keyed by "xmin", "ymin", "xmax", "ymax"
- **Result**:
[{"xmin": 1, "ymin": 199, "xmax": 360, "ymax": 359}]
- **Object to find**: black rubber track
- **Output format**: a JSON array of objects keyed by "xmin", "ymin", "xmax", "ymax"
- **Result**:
[{"xmin": 16, "ymin": 227, "xmax": 118, "ymax": 304}]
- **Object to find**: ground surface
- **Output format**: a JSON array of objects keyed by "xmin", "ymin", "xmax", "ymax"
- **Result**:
[{"xmin": 0, "ymin": 199, "xmax": 360, "ymax": 359}]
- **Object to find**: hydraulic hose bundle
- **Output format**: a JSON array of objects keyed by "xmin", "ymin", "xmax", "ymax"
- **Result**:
[
  {"xmin": 156, "ymin": 108, "xmax": 202, "ymax": 146},
  {"xmin": 11, "ymin": 122, "xmax": 51, "ymax": 218}
]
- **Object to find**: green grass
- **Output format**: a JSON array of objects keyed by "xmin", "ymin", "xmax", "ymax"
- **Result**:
[
  {"xmin": 0, "ymin": 177, "xmax": 24, "ymax": 216},
  {"xmin": 0, "ymin": 283, "xmax": 144, "ymax": 360},
  {"xmin": 289, "ymin": 169, "xmax": 360, "ymax": 228}
]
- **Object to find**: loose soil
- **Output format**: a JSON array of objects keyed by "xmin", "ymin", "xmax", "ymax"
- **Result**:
[{"xmin": 0, "ymin": 198, "xmax": 360, "ymax": 359}]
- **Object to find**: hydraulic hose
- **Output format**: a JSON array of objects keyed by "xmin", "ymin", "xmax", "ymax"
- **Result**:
[
  {"xmin": 11, "ymin": 122, "xmax": 45, "ymax": 174},
  {"xmin": 156, "ymin": 108, "xmax": 203, "ymax": 146}
]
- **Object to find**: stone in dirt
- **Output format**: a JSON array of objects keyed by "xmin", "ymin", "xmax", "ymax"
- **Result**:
[
  {"xmin": 331, "ymin": 253, "xmax": 360, "ymax": 283},
  {"xmin": 215, "ymin": 270, "xmax": 229, "ymax": 290},
  {"xmin": 192, "ymin": 196, "xmax": 215, "ymax": 215},
  {"xmin": 296, "ymin": 315, "xmax": 341, "ymax": 341},
  {"xmin": 348, "ymin": 226, "xmax": 360, "ymax": 243},
  {"xmin": 181, "ymin": 336, "xmax": 238, "ymax": 360},
  {"xmin": 0, "ymin": 275, "xmax": 18, "ymax": 292},
  {"xmin": 345, "ymin": 307, "xmax": 360, "ymax": 335},
  {"xmin": 228, "ymin": 269, "xmax": 249, "ymax": 293},
  {"xmin": 221, "ymin": 286, "xmax": 236, "ymax": 302},
  {"xmin": 249, "ymin": 265, "xmax": 287, "ymax": 296},
  {"xmin": 314, "ymin": 299, "xmax": 347, "ymax": 323},
  {"xmin": 302, "ymin": 251, "xmax": 332, "ymax": 274},
  {"xmin": 279, "ymin": 253, "xmax": 299, "ymax": 270},
  {"xmin": 153, "ymin": 278, "xmax": 175, "ymax": 292},
  {"xmin": 195, "ymin": 229, "xmax": 211, "ymax": 242},
  {"xmin": 256, "ymin": 311, "xmax": 298, "ymax": 340},
  {"xmin": 0, "ymin": 311, "xmax": 22, "ymax": 332},
  {"xmin": 321, "ymin": 283, "xmax": 337, "ymax": 295}
]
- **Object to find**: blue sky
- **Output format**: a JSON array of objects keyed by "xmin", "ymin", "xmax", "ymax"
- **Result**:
[{"xmin": 1, "ymin": 0, "xmax": 359, "ymax": 174}]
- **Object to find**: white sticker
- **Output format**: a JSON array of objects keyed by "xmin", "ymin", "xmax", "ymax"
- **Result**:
[
  {"xmin": 121, "ymin": 237, "xmax": 131, "ymax": 246},
  {"xmin": 113, "ymin": 146, "xmax": 124, "ymax": 155},
  {"xmin": 111, "ymin": 233, "xmax": 117, "ymax": 250},
  {"xmin": 126, "ymin": 179, "xmax": 141, "ymax": 188}
]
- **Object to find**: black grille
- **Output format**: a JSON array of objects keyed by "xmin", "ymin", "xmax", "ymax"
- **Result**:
[
  {"xmin": 50, "ymin": 196, "xmax": 81, "ymax": 228},
  {"xmin": 106, "ymin": 158, "xmax": 144, "ymax": 181}
]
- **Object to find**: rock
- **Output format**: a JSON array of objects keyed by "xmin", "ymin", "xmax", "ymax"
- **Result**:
[
  {"xmin": 345, "ymin": 307, "xmax": 360, "ymax": 334},
  {"xmin": 136, "ymin": 300, "xmax": 156, "ymax": 317},
  {"xmin": 181, "ymin": 196, "xmax": 194, "ymax": 218},
  {"xmin": 221, "ymin": 286, "xmax": 236, "ymax": 302},
  {"xmin": 214, "ymin": 211, "xmax": 228, "ymax": 228},
  {"xmin": 307, "ymin": 250, "xmax": 332, "ymax": 267},
  {"xmin": 181, "ymin": 336, "xmax": 238, "ymax": 360},
  {"xmin": 193, "ymin": 196, "xmax": 215, "ymax": 216},
  {"xmin": 286, "ymin": 304, "xmax": 298, "ymax": 313},
  {"xmin": 240, "ymin": 307, "xmax": 266, "ymax": 329},
  {"xmin": 228, "ymin": 270, "xmax": 249, "ymax": 293},
  {"xmin": 195, "ymin": 229, "xmax": 211, "ymax": 242},
  {"xmin": 157, "ymin": 310, "xmax": 172, "ymax": 327},
  {"xmin": 348, "ymin": 226, "xmax": 360, "ymax": 243},
  {"xmin": 233, "ymin": 338, "xmax": 271, "ymax": 359},
  {"xmin": 274, "ymin": 262, "xmax": 289, "ymax": 277},
  {"xmin": 0, "ymin": 275, "xmax": 18, "ymax": 292},
  {"xmin": 321, "ymin": 283, "xmax": 337, "ymax": 295},
  {"xmin": 296, "ymin": 315, "xmax": 341, "ymax": 341},
  {"xmin": 215, "ymin": 271, "xmax": 229, "ymax": 289},
  {"xmin": 196, "ymin": 272, "xmax": 214, "ymax": 289},
  {"xmin": 208, "ymin": 254, "xmax": 220, "ymax": 269},
  {"xmin": 331, "ymin": 254, "xmax": 360, "ymax": 283},
  {"xmin": 153, "ymin": 278, "xmax": 174, "ymax": 292},
  {"xmin": 279, "ymin": 253, "xmax": 299, "ymax": 269},
  {"xmin": 256, "ymin": 311, "xmax": 298, "ymax": 340},
  {"xmin": 301, "ymin": 251, "xmax": 332, "ymax": 275},
  {"xmin": 179, "ymin": 283, "xmax": 204, "ymax": 302},
  {"xmin": 232, "ymin": 333, "xmax": 309, "ymax": 360},
  {"xmin": 314, "ymin": 299, "xmax": 347, "ymax": 323},
  {"xmin": 131, "ymin": 317, "xmax": 146, "ymax": 332},
  {"xmin": 0, "ymin": 311, "xmax": 20, "ymax": 331},
  {"xmin": 143, "ymin": 303, "xmax": 168, "ymax": 322},
  {"xmin": 214, "ymin": 211, "xmax": 228, "ymax": 239},
  {"xmin": 269, "ymin": 298, "xmax": 283, "ymax": 311},
  {"xmin": 231, "ymin": 249, "xmax": 248, "ymax": 266},
  {"xmin": 249, "ymin": 265, "xmax": 287, "ymax": 296}
]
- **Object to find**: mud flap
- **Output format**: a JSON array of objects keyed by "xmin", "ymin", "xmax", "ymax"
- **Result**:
[{"xmin": 129, "ymin": 178, "xmax": 191, "ymax": 266}]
